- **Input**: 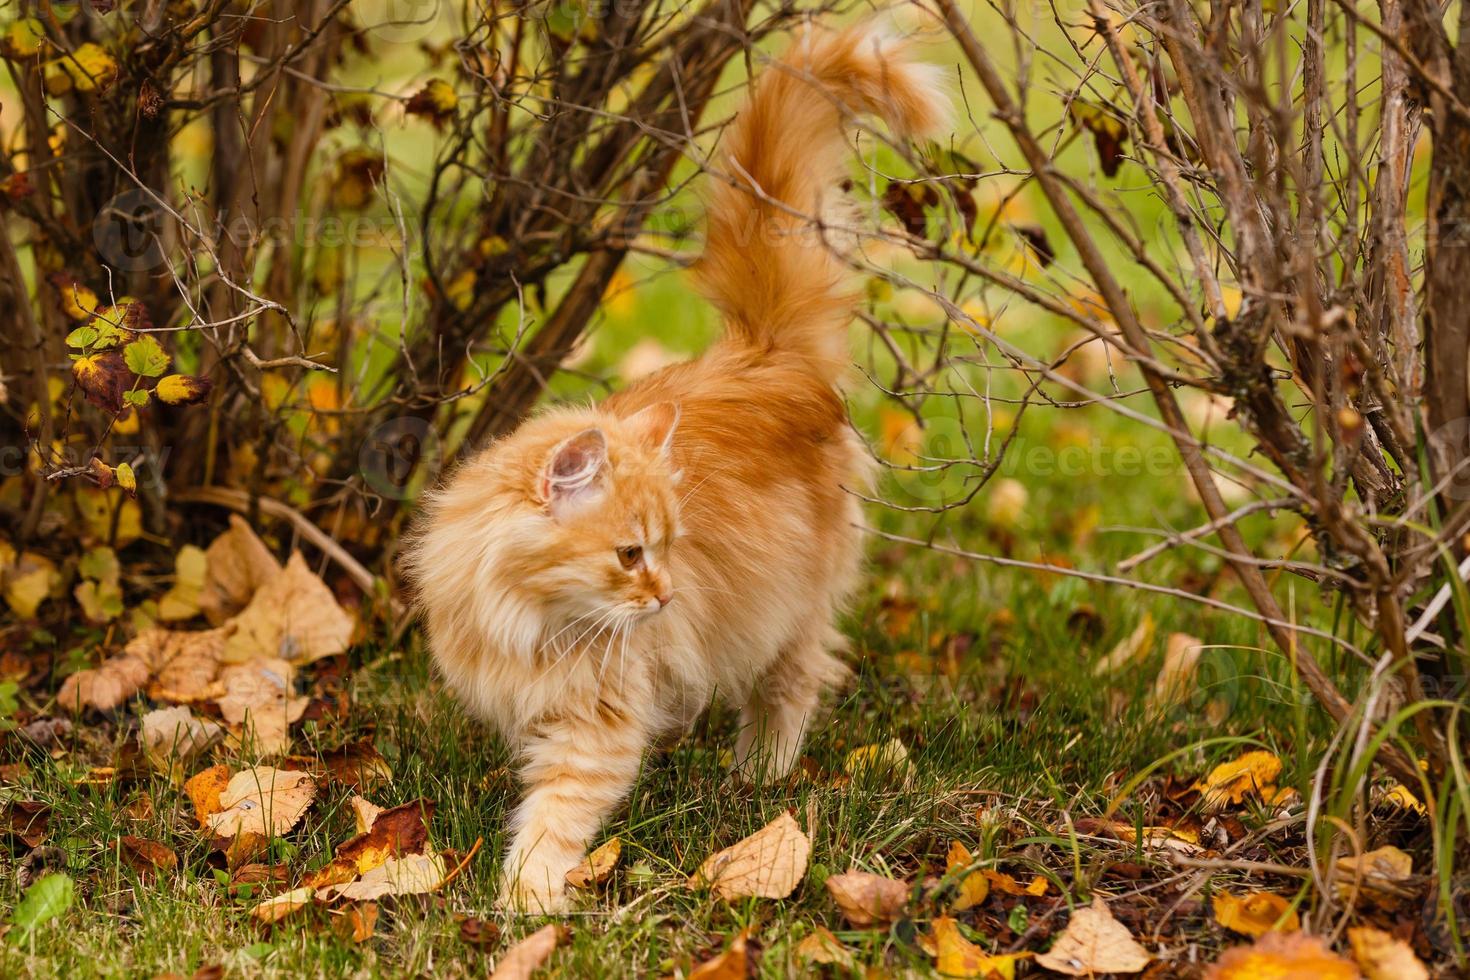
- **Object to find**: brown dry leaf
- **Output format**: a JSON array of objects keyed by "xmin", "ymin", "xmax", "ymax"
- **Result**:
[
  {"xmin": 206, "ymin": 767, "xmax": 316, "ymax": 840},
  {"xmin": 331, "ymin": 902, "xmax": 378, "ymax": 944},
  {"xmin": 350, "ymin": 796, "xmax": 385, "ymax": 835},
  {"xmin": 185, "ymin": 764, "xmax": 232, "ymax": 828},
  {"xmin": 932, "ymin": 916, "xmax": 1029, "ymax": 979},
  {"xmin": 490, "ymin": 923, "xmax": 565, "ymax": 980},
  {"xmin": 201, "ymin": 516, "xmax": 281, "ymax": 625},
  {"xmin": 140, "ymin": 706, "xmax": 224, "ymax": 770},
  {"xmin": 2, "ymin": 801, "xmax": 51, "ymax": 847},
  {"xmin": 56, "ymin": 654, "xmax": 149, "ymax": 712},
  {"xmin": 1203, "ymin": 931, "xmax": 1359, "ymax": 979},
  {"xmin": 133, "ymin": 628, "xmax": 225, "ymax": 701},
  {"xmin": 1152, "ymin": 632, "xmax": 1204, "ymax": 704},
  {"xmin": 316, "ymin": 852, "xmax": 447, "ymax": 902},
  {"xmin": 460, "ymin": 915, "xmax": 502, "ymax": 951},
  {"xmin": 566, "ymin": 837, "xmax": 621, "ymax": 889},
  {"xmin": 317, "ymin": 740, "xmax": 394, "ymax": 790},
  {"xmin": 249, "ymin": 886, "xmax": 315, "ymax": 925},
  {"xmin": 1212, "ymin": 892, "xmax": 1300, "ymax": 937},
  {"xmin": 1347, "ymin": 926, "xmax": 1427, "ymax": 980},
  {"xmin": 1092, "ymin": 614, "xmax": 1155, "ymax": 675},
  {"xmin": 1333, "ymin": 845, "xmax": 1413, "ymax": 904},
  {"xmin": 217, "ymin": 658, "xmax": 309, "ymax": 757},
  {"xmin": 221, "ymin": 552, "xmax": 354, "ymax": 665},
  {"xmin": 1034, "ymin": 896, "xmax": 1151, "ymax": 976},
  {"xmin": 119, "ymin": 835, "xmax": 178, "ymax": 875},
  {"xmin": 689, "ymin": 931, "xmax": 757, "ymax": 979},
  {"xmin": 1193, "ymin": 750, "xmax": 1282, "ymax": 811},
  {"xmin": 794, "ymin": 926, "xmax": 853, "ymax": 968},
  {"xmin": 303, "ymin": 799, "xmax": 434, "ymax": 889},
  {"xmin": 689, "ymin": 811, "xmax": 810, "ymax": 899},
  {"xmin": 946, "ymin": 841, "xmax": 990, "ymax": 911},
  {"xmin": 824, "ymin": 870, "xmax": 908, "ymax": 927}
]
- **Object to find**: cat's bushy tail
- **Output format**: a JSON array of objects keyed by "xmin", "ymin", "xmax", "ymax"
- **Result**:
[{"xmin": 695, "ymin": 24, "xmax": 946, "ymax": 384}]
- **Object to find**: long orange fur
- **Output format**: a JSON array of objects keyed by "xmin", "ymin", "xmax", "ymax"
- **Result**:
[{"xmin": 405, "ymin": 23, "xmax": 946, "ymax": 911}]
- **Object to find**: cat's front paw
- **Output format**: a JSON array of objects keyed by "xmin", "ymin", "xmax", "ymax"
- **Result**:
[{"xmin": 497, "ymin": 875, "xmax": 570, "ymax": 915}]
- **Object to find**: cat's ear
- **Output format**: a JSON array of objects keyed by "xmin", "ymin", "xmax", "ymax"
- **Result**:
[
  {"xmin": 626, "ymin": 401, "xmax": 679, "ymax": 459},
  {"xmin": 540, "ymin": 428, "xmax": 607, "ymax": 519}
]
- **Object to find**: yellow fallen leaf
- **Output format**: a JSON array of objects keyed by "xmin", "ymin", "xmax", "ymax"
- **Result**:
[
  {"xmin": 1204, "ymin": 931, "xmax": 1358, "ymax": 979},
  {"xmin": 931, "ymin": 916, "xmax": 1029, "ymax": 978},
  {"xmin": 983, "ymin": 868, "xmax": 1048, "ymax": 896},
  {"xmin": 141, "ymin": 628, "xmax": 226, "ymax": 703},
  {"xmin": 184, "ymin": 764, "xmax": 231, "ymax": 828},
  {"xmin": 217, "ymin": 658, "xmax": 309, "ymax": 757},
  {"xmin": 1381, "ymin": 784, "xmax": 1426, "ymax": 817},
  {"xmin": 794, "ymin": 926, "xmax": 854, "ymax": 967},
  {"xmin": 304, "ymin": 799, "xmax": 434, "ymax": 889},
  {"xmin": 1212, "ymin": 892, "xmax": 1300, "ymax": 937},
  {"xmin": 689, "ymin": 811, "xmax": 810, "ymax": 899},
  {"xmin": 946, "ymin": 840, "xmax": 990, "ymax": 910},
  {"xmin": 844, "ymin": 739, "xmax": 913, "ymax": 783},
  {"xmin": 205, "ymin": 767, "xmax": 316, "ymax": 840},
  {"xmin": 1333, "ymin": 845, "xmax": 1412, "ymax": 904},
  {"xmin": 689, "ymin": 931, "xmax": 754, "ymax": 979},
  {"xmin": 316, "ymin": 852, "xmax": 447, "ymax": 902},
  {"xmin": 824, "ymin": 870, "xmax": 908, "ymax": 927},
  {"xmin": 489, "ymin": 923, "xmax": 565, "ymax": 980},
  {"xmin": 222, "ymin": 552, "xmax": 354, "ymax": 664},
  {"xmin": 1193, "ymin": 750, "xmax": 1282, "ymax": 811},
  {"xmin": 1034, "ymin": 896, "xmax": 1150, "ymax": 976},
  {"xmin": 350, "ymin": 796, "xmax": 384, "ymax": 836},
  {"xmin": 1348, "ymin": 926, "xmax": 1428, "ymax": 980},
  {"xmin": 566, "ymin": 837, "xmax": 620, "ymax": 889},
  {"xmin": 157, "ymin": 545, "xmax": 208, "ymax": 621},
  {"xmin": 1093, "ymin": 614, "xmax": 1155, "ymax": 675},
  {"xmin": 139, "ymin": 705, "xmax": 223, "ymax": 771},
  {"xmin": 200, "ymin": 516, "xmax": 282, "ymax": 625},
  {"xmin": 249, "ymin": 886, "xmax": 315, "ymax": 924}
]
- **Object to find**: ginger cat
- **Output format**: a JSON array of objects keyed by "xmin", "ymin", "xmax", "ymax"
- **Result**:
[{"xmin": 405, "ymin": 23, "xmax": 945, "ymax": 912}]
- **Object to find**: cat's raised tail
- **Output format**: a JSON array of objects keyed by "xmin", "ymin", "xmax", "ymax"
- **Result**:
[{"xmin": 695, "ymin": 24, "xmax": 947, "ymax": 384}]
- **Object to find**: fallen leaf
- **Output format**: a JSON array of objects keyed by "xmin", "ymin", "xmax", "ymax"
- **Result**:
[
  {"xmin": 2, "ymin": 800, "xmax": 51, "ymax": 847},
  {"xmin": 566, "ymin": 837, "xmax": 620, "ymax": 889},
  {"xmin": 56, "ymin": 654, "xmax": 149, "ymax": 712},
  {"xmin": 1093, "ymin": 614, "xmax": 1155, "ymax": 675},
  {"xmin": 1204, "ymin": 931, "xmax": 1359, "ymax": 979},
  {"xmin": 1348, "ymin": 926, "xmax": 1428, "ymax": 980},
  {"xmin": 119, "ymin": 835, "xmax": 177, "ymax": 875},
  {"xmin": 1333, "ymin": 845, "xmax": 1412, "ymax": 903},
  {"xmin": 794, "ymin": 926, "xmax": 853, "ymax": 967},
  {"xmin": 689, "ymin": 811, "xmax": 810, "ymax": 899},
  {"xmin": 844, "ymin": 739, "xmax": 913, "ymax": 783},
  {"xmin": 249, "ymin": 886, "xmax": 315, "ymax": 925},
  {"xmin": 1380, "ymin": 784, "xmax": 1426, "ymax": 817},
  {"xmin": 947, "ymin": 840, "xmax": 990, "ymax": 910},
  {"xmin": 490, "ymin": 923, "xmax": 565, "ymax": 980},
  {"xmin": 185, "ymin": 764, "xmax": 231, "ymax": 828},
  {"xmin": 303, "ymin": 799, "xmax": 434, "ymax": 889},
  {"xmin": 331, "ymin": 902, "xmax": 378, "ymax": 944},
  {"xmin": 1152, "ymin": 632, "xmax": 1204, "ymax": 704},
  {"xmin": 217, "ymin": 658, "xmax": 308, "ymax": 756},
  {"xmin": 200, "ymin": 517, "xmax": 282, "ymax": 625},
  {"xmin": 1034, "ymin": 897, "xmax": 1150, "ymax": 976},
  {"xmin": 350, "ymin": 796, "xmax": 385, "ymax": 835},
  {"xmin": 140, "ymin": 705, "xmax": 223, "ymax": 770},
  {"xmin": 460, "ymin": 915, "xmax": 502, "ymax": 950},
  {"xmin": 157, "ymin": 546, "xmax": 208, "ymax": 621},
  {"xmin": 824, "ymin": 870, "xmax": 908, "ymax": 927},
  {"xmin": 7, "ymin": 873, "xmax": 73, "ymax": 938},
  {"xmin": 689, "ymin": 931, "xmax": 757, "ymax": 979},
  {"xmin": 2, "ymin": 548, "xmax": 61, "ymax": 619},
  {"xmin": 1212, "ymin": 892, "xmax": 1300, "ymax": 937},
  {"xmin": 316, "ymin": 852, "xmax": 447, "ymax": 902},
  {"xmin": 983, "ymin": 869, "xmax": 1049, "ymax": 897},
  {"xmin": 1193, "ymin": 750, "xmax": 1283, "ymax": 811},
  {"xmin": 222, "ymin": 552, "xmax": 354, "ymax": 664},
  {"xmin": 206, "ymin": 767, "xmax": 316, "ymax": 840},
  {"xmin": 932, "ymin": 916, "xmax": 1029, "ymax": 979},
  {"xmin": 316, "ymin": 740, "xmax": 394, "ymax": 790}
]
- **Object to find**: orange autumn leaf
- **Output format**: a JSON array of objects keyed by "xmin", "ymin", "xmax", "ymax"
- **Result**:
[{"xmin": 1212, "ymin": 892, "xmax": 1300, "ymax": 937}]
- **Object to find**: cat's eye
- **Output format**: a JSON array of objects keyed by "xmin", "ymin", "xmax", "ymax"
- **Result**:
[{"xmin": 617, "ymin": 545, "xmax": 643, "ymax": 569}]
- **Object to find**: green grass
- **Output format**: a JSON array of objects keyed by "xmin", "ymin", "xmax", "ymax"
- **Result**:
[{"xmin": 1, "ymin": 441, "xmax": 1357, "ymax": 977}]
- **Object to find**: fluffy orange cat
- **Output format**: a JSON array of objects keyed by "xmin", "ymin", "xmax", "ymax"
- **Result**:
[{"xmin": 406, "ymin": 23, "xmax": 945, "ymax": 912}]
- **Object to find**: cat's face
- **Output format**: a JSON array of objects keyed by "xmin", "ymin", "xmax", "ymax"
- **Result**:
[{"xmin": 520, "ymin": 403, "xmax": 681, "ymax": 630}]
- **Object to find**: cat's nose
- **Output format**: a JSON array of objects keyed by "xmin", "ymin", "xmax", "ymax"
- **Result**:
[{"xmin": 656, "ymin": 589, "xmax": 673, "ymax": 608}]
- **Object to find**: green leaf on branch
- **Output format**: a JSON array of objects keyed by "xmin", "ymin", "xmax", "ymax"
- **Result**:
[{"xmin": 123, "ymin": 336, "xmax": 169, "ymax": 377}]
